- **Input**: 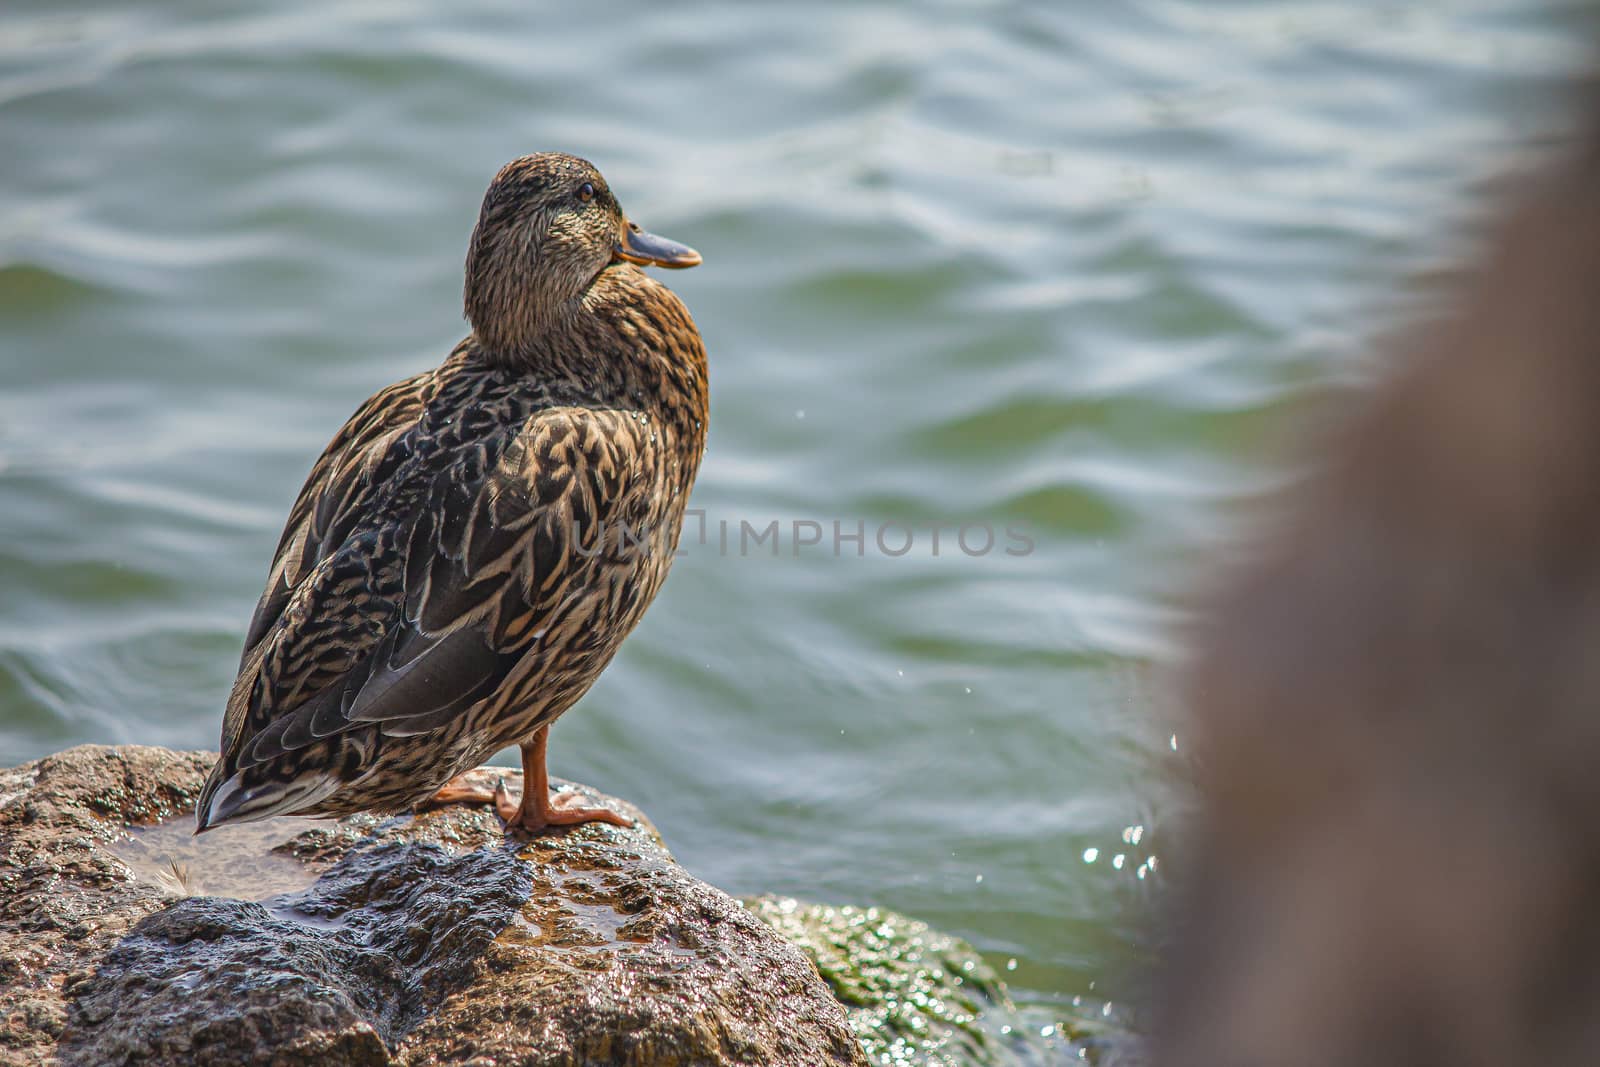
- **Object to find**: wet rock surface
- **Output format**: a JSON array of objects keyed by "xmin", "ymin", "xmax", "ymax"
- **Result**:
[
  {"xmin": 70, "ymin": 843, "xmax": 533, "ymax": 1065},
  {"xmin": 0, "ymin": 745, "xmax": 212, "ymax": 1066},
  {"xmin": 0, "ymin": 745, "xmax": 867, "ymax": 1067}
]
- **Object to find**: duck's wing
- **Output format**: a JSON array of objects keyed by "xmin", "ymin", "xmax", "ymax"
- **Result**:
[
  {"xmin": 200, "ymin": 397, "xmax": 643, "ymax": 829},
  {"xmin": 237, "ymin": 372, "xmax": 435, "ymax": 666}
]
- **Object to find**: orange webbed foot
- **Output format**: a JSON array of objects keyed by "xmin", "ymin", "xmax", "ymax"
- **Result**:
[{"xmin": 509, "ymin": 788, "xmax": 634, "ymax": 832}]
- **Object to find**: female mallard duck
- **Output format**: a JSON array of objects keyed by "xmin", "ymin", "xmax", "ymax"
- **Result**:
[{"xmin": 195, "ymin": 152, "xmax": 706, "ymax": 834}]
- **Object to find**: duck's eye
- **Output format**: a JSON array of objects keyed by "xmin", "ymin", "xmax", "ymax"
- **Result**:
[{"xmin": 576, "ymin": 182, "xmax": 595, "ymax": 204}]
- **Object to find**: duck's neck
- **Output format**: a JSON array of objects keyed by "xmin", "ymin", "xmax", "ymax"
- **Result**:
[
  {"xmin": 466, "ymin": 265, "xmax": 708, "ymax": 433},
  {"xmin": 464, "ymin": 277, "xmax": 584, "ymax": 366}
]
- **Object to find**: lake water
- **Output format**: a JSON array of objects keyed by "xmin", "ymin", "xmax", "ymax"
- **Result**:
[{"xmin": 1, "ymin": 0, "xmax": 1591, "ymax": 1042}]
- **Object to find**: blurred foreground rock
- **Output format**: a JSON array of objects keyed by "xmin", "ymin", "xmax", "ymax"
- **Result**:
[
  {"xmin": 0, "ymin": 745, "xmax": 867, "ymax": 1067},
  {"xmin": 1156, "ymin": 114, "xmax": 1600, "ymax": 1065}
]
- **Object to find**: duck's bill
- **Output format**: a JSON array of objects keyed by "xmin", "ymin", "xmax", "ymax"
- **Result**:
[{"xmin": 614, "ymin": 222, "xmax": 701, "ymax": 268}]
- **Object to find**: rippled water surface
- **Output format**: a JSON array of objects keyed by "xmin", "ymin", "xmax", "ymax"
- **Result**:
[{"xmin": 1, "ymin": 0, "xmax": 1591, "ymax": 1035}]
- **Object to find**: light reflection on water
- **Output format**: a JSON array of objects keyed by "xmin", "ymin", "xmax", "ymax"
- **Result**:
[{"xmin": 108, "ymin": 815, "xmax": 321, "ymax": 900}]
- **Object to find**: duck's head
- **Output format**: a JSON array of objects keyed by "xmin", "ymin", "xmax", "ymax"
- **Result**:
[{"xmin": 464, "ymin": 152, "xmax": 700, "ymax": 356}]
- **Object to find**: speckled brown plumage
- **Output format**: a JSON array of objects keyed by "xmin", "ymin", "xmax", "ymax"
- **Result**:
[{"xmin": 196, "ymin": 153, "xmax": 707, "ymax": 831}]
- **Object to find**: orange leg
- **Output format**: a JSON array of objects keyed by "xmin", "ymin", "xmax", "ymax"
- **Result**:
[{"xmin": 420, "ymin": 724, "xmax": 633, "ymax": 832}]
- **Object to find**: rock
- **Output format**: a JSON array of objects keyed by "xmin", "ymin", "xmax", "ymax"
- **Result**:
[
  {"xmin": 0, "ymin": 745, "xmax": 867, "ymax": 1067},
  {"xmin": 0, "ymin": 745, "xmax": 213, "ymax": 1067}
]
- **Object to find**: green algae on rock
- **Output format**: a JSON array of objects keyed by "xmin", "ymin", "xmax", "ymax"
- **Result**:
[{"xmin": 745, "ymin": 896, "xmax": 1133, "ymax": 1066}]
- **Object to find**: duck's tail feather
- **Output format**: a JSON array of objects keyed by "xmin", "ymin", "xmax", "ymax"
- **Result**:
[{"xmin": 194, "ymin": 763, "xmax": 346, "ymax": 833}]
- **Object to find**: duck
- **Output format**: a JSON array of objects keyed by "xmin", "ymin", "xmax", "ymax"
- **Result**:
[{"xmin": 195, "ymin": 152, "xmax": 707, "ymax": 834}]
